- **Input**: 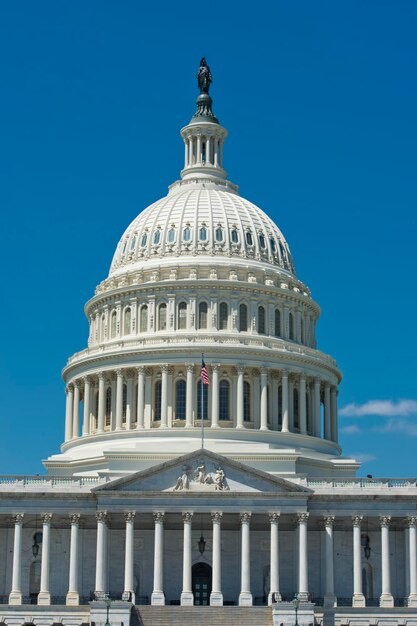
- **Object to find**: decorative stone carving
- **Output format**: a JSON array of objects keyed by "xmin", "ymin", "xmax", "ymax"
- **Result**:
[
  {"xmin": 153, "ymin": 512, "xmax": 165, "ymax": 523},
  {"xmin": 69, "ymin": 513, "xmax": 80, "ymax": 525},
  {"xmin": 96, "ymin": 511, "xmax": 108, "ymax": 524},
  {"xmin": 407, "ymin": 516, "xmax": 417, "ymax": 528},
  {"xmin": 174, "ymin": 465, "xmax": 191, "ymax": 491},
  {"xmin": 380, "ymin": 515, "xmax": 391, "ymax": 528},
  {"xmin": 12, "ymin": 513, "xmax": 24, "ymax": 524},
  {"xmin": 269, "ymin": 512, "xmax": 280, "ymax": 523},
  {"xmin": 211, "ymin": 512, "xmax": 223, "ymax": 524},
  {"xmin": 173, "ymin": 461, "xmax": 229, "ymax": 491},
  {"xmin": 195, "ymin": 462, "xmax": 212, "ymax": 485},
  {"xmin": 240, "ymin": 512, "xmax": 252, "ymax": 524},
  {"xmin": 42, "ymin": 513, "xmax": 53, "ymax": 524},
  {"xmin": 323, "ymin": 515, "xmax": 335, "ymax": 527},
  {"xmin": 297, "ymin": 512, "xmax": 309, "ymax": 524},
  {"xmin": 182, "ymin": 512, "xmax": 193, "ymax": 523},
  {"xmin": 352, "ymin": 515, "xmax": 363, "ymax": 527},
  {"xmin": 214, "ymin": 466, "xmax": 229, "ymax": 491},
  {"xmin": 124, "ymin": 511, "xmax": 136, "ymax": 522}
]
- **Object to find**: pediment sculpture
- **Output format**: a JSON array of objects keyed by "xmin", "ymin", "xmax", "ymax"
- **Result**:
[{"xmin": 174, "ymin": 461, "xmax": 229, "ymax": 491}]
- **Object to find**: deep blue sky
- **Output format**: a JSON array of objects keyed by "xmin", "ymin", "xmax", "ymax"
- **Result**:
[{"xmin": 0, "ymin": 1, "xmax": 416, "ymax": 476}]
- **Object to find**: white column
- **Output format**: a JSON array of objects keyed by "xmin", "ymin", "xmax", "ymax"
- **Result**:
[
  {"xmin": 82, "ymin": 377, "xmax": 91, "ymax": 436},
  {"xmin": 239, "ymin": 512, "xmax": 252, "ymax": 606},
  {"xmin": 206, "ymin": 136, "xmax": 211, "ymax": 165},
  {"xmin": 115, "ymin": 369, "xmax": 124, "ymax": 431},
  {"xmin": 95, "ymin": 511, "xmax": 108, "ymax": 594},
  {"xmin": 9, "ymin": 513, "xmax": 24, "ymax": 605},
  {"xmin": 299, "ymin": 375, "xmax": 307, "ymax": 435},
  {"xmin": 268, "ymin": 513, "xmax": 281, "ymax": 604},
  {"xmin": 352, "ymin": 516, "xmax": 365, "ymax": 606},
  {"xmin": 324, "ymin": 516, "xmax": 336, "ymax": 606},
  {"xmin": 288, "ymin": 378, "xmax": 294, "ymax": 432},
  {"xmin": 65, "ymin": 385, "xmax": 74, "ymax": 442},
  {"xmin": 196, "ymin": 136, "xmax": 202, "ymax": 163},
  {"xmin": 324, "ymin": 383, "xmax": 331, "ymax": 440},
  {"xmin": 211, "ymin": 364, "xmax": 220, "ymax": 428},
  {"xmin": 136, "ymin": 366, "xmax": 145, "ymax": 429},
  {"xmin": 181, "ymin": 512, "xmax": 193, "ymax": 605},
  {"xmin": 38, "ymin": 513, "xmax": 52, "ymax": 605},
  {"xmin": 210, "ymin": 512, "xmax": 223, "ymax": 605},
  {"xmin": 66, "ymin": 513, "xmax": 81, "ymax": 605},
  {"xmin": 260, "ymin": 368, "xmax": 268, "ymax": 431},
  {"xmin": 314, "ymin": 378, "xmax": 321, "ymax": 437},
  {"xmin": 186, "ymin": 364, "xmax": 194, "ymax": 428},
  {"xmin": 380, "ymin": 516, "xmax": 394, "ymax": 606},
  {"xmin": 124, "ymin": 512, "xmax": 136, "ymax": 603},
  {"xmin": 97, "ymin": 372, "xmax": 105, "ymax": 433},
  {"xmin": 72, "ymin": 381, "xmax": 80, "ymax": 438},
  {"xmin": 297, "ymin": 513, "xmax": 309, "ymax": 601},
  {"xmin": 184, "ymin": 140, "xmax": 188, "ymax": 168},
  {"xmin": 152, "ymin": 512, "xmax": 165, "ymax": 605},
  {"xmin": 408, "ymin": 517, "xmax": 417, "ymax": 606},
  {"xmin": 236, "ymin": 366, "xmax": 245, "ymax": 428},
  {"xmin": 160, "ymin": 365, "xmax": 168, "ymax": 428},
  {"xmin": 331, "ymin": 386, "xmax": 338, "ymax": 443},
  {"xmin": 126, "ymin": 375, "xmax": 133, "ymax": 429},
  {"xmin": 281, "ymin": 370, "xmax": 289, "ymax": 432}
]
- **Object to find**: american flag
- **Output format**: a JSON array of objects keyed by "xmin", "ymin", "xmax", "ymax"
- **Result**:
[{"xmin": 201, "ymin": 358, "xmax": 209, "ymax": 385}]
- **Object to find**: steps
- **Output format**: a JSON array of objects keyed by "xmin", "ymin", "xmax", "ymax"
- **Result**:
[{"xmin": 136, "ymin": 605, "xmax": 273, "ymax": 626}]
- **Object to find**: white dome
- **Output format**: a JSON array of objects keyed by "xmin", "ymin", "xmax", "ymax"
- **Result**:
[{"xmin": 109, "ymin": 185, "xmax": 296, "ymax": 277}]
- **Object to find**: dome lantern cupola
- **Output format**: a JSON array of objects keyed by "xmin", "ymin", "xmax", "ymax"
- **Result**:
[{"xmin": 179, "ymin": 58, "xmax": 230, "ymax": 185}]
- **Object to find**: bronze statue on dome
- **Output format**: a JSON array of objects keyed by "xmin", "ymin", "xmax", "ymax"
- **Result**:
[{"xmin": 197, "ymin": 58, "xmax": 212, "ymax": 94}]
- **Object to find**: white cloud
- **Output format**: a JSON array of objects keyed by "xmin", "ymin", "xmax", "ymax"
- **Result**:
[
  {"xmin": 375, "ymin": 419, "xmax": 417, "ymax": 437},
  {"xmin": 340, "ymin": 424, "xmax": 361, "ymax": 435},
  {"xmin": 340, "ymin": 399, "xmax": 417, "ymax": 418}
]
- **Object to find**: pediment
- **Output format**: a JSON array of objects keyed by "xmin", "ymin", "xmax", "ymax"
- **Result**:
[{"xmin": 93, "ymin": 449, "xmax": 311, "ymax": 495}]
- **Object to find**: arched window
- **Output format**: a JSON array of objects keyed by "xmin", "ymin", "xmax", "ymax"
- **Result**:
[
  {"xmin": 199, "ymin": 227, "xmax": 207, "ymax": 241},
  {"xmin": 158, "ymin": 303, "xmax": 167, "ymax": 331},
  {"xmin": 244, "ymin": 381, "xmax": 251, "ymax": 422},
  {"xmin": 153, "ymin": 230, "xmax": 161, "ymax": 245},
  {"xmin": 167, "ymin": 228, "xmax": 175, "ymax": 243},
  {"xmin": 289, "ymin": 312, "xmax": 295, "ymax": 340},
  {"xmin": 258, "ymin": 306, "xmax": 266, "ymax": 334},
  {"xmin": 122, "ymin": 384, "xmax": 127, "ymax": 423},
  {"xmin": 197, "ymin": 380, "xmax": 208, "ymax": 420},
  {"xmin": 175, "ymin": 380, "xmax": 186, "ymax": 420},
  {"xmin": 122, "ymin": 240, "xmax": 128, "ymax": 254},
  {"xmin": 124, "ymin": 307, "xmax": 131, "ymax": 335},
  {"xmin": 231, "ymin": 229, "xmax": 239, "ymax": 243},
  {"xmin": 219, "ymin": 380, "xmax": 230, "ymax": 420},
  {"xmin": 246, "ymin": 231, "xmax": 253, "ymax": 245},
  {"xmin": 269, "ymin": 238, "xmax": 276, "ymax": 253},
  {"xmin": 141, "ymin": 233, "xmax": 147, "ymax": 247},
  {"xmin": 259, "ymin": 234, "xmax": 266, "ymax": 249},
  {"xmin": 178, "ymin": 302, "xmax": 187, "ymax": 330},
  {"xmin": 140, "ymin": 305, "xmax": 148, "ymax": 333},
  {"xmin": 130, "ymin": 236, "xmax": 136, "ymax": 251},
  {"xmin": 293, "ymin": 388, "xmax": 299, "ymax": 430},
  {"xmin": 215, "ymin": 227, "xmax": 223, "ymax": 242},
  {"xmin": 219, "ymin": 302, "xmax": 228, "ymax": 330},
  {"xmin": 239, "ymin": 304, "xmax": 248, "ymax": 332},
  {"xmin": 198, "ymin": 302, "xmax": 208, "ymax": 329},
  {"xmin": 274, "ymin": 309, "xmax": 281, "ymax": 337},
  {"xmin": 105, "ymin": 387, "xmax": 111, "ymax": 427},
  {"xmin": 154, "ymin": 381, "xmax": 161, "ymax": 421},
  {"xmin": 110, "ymin": 311, "xmax": 117, "ymax": 338},
  {"xmin": 183, "ymin": 226, "xmax": 191, "ymax": 241}
]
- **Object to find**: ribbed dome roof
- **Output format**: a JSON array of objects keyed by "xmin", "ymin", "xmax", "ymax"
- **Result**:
[{"xmin": 109, "ymin": 185, "xmax": 295, "ymax": 277}]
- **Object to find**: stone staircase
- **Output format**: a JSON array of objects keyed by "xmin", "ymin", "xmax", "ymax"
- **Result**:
[{"xmin": 135, "ymin": 605, "xmax": 273, "ymax": 626}]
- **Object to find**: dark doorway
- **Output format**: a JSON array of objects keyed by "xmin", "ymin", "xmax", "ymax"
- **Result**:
[{"xmin": 192, "ymin": 562, "xmax": 212, "ymax": 605}]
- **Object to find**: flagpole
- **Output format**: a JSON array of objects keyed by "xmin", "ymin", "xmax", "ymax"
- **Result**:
[{"xmin": 201, "ymin": 353, "xmax": 204, "ymax": 449}]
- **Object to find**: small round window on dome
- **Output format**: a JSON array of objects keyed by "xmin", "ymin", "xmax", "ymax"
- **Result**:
[
  {"xmin": 246, "ymin": 231, "xmax": 253, "ymax": 246},
  {"xmin": 141, "ymin": 233, "xmax": 147, "ymax": 247},
  {"xmin": 183, "ymin": 227, "xmax": 191, "ymax": 242},
  {"xmin": 199, "ymin": 227, "xmax": 207, "ymax": 241},
  {"xmin": 153, "ymin": 230, "xmax": 161, "ymax": 245},
  {"xmin": 167, "ymin": 228, "xmax": 175, "ymax": 243},
  {"xmin": 270, "ymin": 238, "xmax": 276, "ymax": 253},
  {"xmin": 130, "ymin": 236, "xmax": 136, "ymax": 251},
  {"xmin": 259, "ymin": 235, "xmax": 266, "ymax": 249},
  {"xmin": 231, "ymin": 229, "xmax": 239, "ymax": 243},
  {"xmin": 215, "ymin": 227, "xmax": 223, "ymax": 242}
]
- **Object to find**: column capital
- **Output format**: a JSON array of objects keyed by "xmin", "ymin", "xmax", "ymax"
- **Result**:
[
  {"xmin": 74, "ymin": 379, "xmax": 81, "ymax": 389},
  {"xmin": 236, "ymin": 364, "xmax": 246, "ymax": 374},
  {"xmin": 299, "ymin": 372, "xmax": 306, "ymax": 382},
  {"xmin": 95, "ymin": 511, "xmax": 109, "ymax": 524},
  {"xmin": 160, "ymin": 364, "xmax": 169, "ymax": 374},
  {"xmin": 82, "ymin": 375, "xmax": 91, "ymax": 385},
  {"xmin": 66, "ymin": 384, "xmax": 74, "ymax": 393},
  {"xmin": 407, "ymin": 516, "xmax": 417, "ymax": 528},
  {"xmin": 153, "ymin": 512, "xmax": 165, "ymax": 523},
  {"xmin": 42, "ymin": 513, "xmax": 53, "ymax": 524},
  {"xmin": 260, "ymin": 366, "xmax": 268, "ymax": 376},
  {"xmin": 211, "ymin": 363, "xmax": 221, "ymax": 373},
  {"xmin": 281, "ymin": 369, "xmax": 288, "ymax": 378},
  {"xmin": 185, "ymin": 363, "xmax": 195, "ymax": 373},
  {"xmin": 269, "ymin": 512, "xmax": 280, "ymax": 523},
  {"xmin": 380, "ymin": 515, "xmax": 391, "ymax": 528},
  {"xmin": 124, "ymin": 511, "xmax": 136, "ymax": 522},
  {"xmin": 12, "ymin": 513, "xmax": 24, "ymax": 524},
  {"xmin": 297, "ymin": 512, "xmax": 309, "ymax": 525},
  {"xmin": 323, "ymin": 515, "xmax": 335, "ymax": 527},
  {"xmin": 182, "ymin": 512, "xmax": 193, "ymax": 523},
  {"xmin": 116, "ymin": 367, "xmax": 124, "ymax": 376},
  {"xmin": 352, "ymin": 515, "xmax": 363, "ymax": 527},
  {"xmin": 69, "ymin": 513, "xmax": 81, "ymax": 525},
  {"xmin": 240, "ymin": 512, "xmax": 252, "ymax": 524},
  {"xmin": 137, "ymin": 365, "xmax": 145, "ymax": 374},
  {"xmin": 211, "ymin": 511, "xmax": 223, "ymax": 523},
  {"xmin": 98, "ymin": 371, "xmax": 105, "ymax": 381}
]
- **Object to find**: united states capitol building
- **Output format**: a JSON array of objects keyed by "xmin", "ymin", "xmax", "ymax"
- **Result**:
[{"xmin": 1, "ymin": 61, "xmax": 416, "ymax": 626}]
